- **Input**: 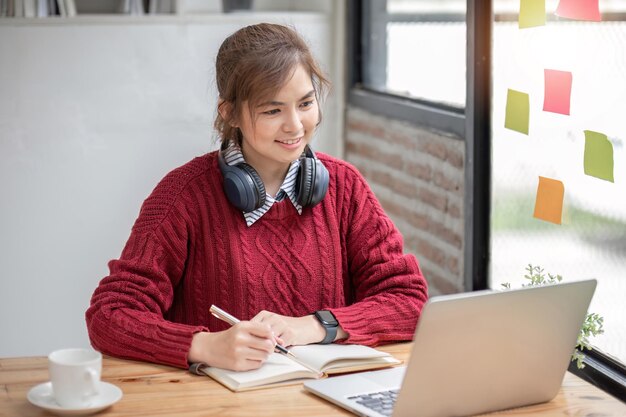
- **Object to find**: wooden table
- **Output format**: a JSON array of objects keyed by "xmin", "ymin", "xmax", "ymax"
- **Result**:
[{"xmin": 1, "ymin": 343, "xmax": 624, "ymax": 416}]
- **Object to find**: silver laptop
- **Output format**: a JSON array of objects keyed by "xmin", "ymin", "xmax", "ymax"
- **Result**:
[{"xmin": 304, "ymin": 279, "xmax": 597, "ymax": 417}]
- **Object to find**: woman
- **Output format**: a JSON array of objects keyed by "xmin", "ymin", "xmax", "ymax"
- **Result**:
[{"xmin": 86, "ymin": 23, "xmax": 428, "ymax": 372}]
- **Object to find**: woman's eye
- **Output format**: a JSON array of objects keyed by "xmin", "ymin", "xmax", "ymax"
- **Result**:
[
  {"xmin": 301, "ymin": 100, "xmax": 315, "ymax": 108},
  {"xmin": 263, "ymin": 109, "xmax": 280, "ymax": 115}
]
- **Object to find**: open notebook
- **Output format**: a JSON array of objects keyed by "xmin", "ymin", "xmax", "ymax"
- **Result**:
[{"xmin": 195, "ymin": 344, "xmax": 401, "ymax": 392}]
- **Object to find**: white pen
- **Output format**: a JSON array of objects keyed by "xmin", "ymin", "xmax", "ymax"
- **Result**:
[{"xmin": 210, "ymin": 305, "xmax": 297, "ymax": 358}]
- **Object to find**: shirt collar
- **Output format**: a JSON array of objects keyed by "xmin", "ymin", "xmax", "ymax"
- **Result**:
[{"xmin": 222, "ymin": 142, "xmax": 303, "ymax": 227}]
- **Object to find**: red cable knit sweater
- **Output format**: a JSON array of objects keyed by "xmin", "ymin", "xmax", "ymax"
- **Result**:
[{"xmin": 85, "ymin": 151, "xmax": 428, "ymax": 369}]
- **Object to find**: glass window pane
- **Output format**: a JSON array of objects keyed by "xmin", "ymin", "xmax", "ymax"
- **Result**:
[
  {"xmin": 490, "ymin": 1, "xmax": 626, "ymax": 365},
  {"xmin": 388, "ymin": 0, "xmax": 466, "ymax": 14},
  {"xmin": 362, "ymin": 0, "xmax": 467, "ymax": 107}
]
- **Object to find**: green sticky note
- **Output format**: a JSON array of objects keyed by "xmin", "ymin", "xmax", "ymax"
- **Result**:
[
  {"xmin": 519, "ymin": 0, "xmax": 546, "ymax": 29},
  {"xmin": 505, "ymin": 89, "xmax": 530, "ymax": 135},
  {"xmin": 584, "ymin": 130, "xmax": 614, "ymax": 182}
]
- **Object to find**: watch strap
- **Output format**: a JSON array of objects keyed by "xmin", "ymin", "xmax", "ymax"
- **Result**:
[
  {"xmin": 314, "ymin": 310, "xmax": 338, "ymax": 344},
  {"xmin": 320, "ymin": 323, "xmax": 337, "ymax": 344}
]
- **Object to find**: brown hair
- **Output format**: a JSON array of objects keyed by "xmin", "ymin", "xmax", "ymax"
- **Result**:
[{"xmin": 214, "ymin": 23, "xmax": 330, "ymax": 147}]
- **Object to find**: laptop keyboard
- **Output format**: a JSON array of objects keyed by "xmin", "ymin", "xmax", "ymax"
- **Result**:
[{"xmin": 347, "ymin": 388, "xmax": 399, "ymax": 416}]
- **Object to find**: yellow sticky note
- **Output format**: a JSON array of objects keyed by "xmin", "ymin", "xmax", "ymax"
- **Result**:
[
  {"xmin": 584, "ymin": 130, "xmax": 614, "ymax": 182},
  {"xmin": 505, "ymin": 89, "xmax": 530, "ymax": 135},
  {"xmin": 519, "ymin": 0, "xmax": 546, "ymax": 28},
  {"xmin": 534, "ymin": 176, "xmax": 564, "ymax": 225}
]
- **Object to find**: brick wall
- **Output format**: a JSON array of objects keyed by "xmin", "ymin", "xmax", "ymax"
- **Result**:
[{"xmin": 345, "ymin": 106, "xmax": 465, "ymax": 295}]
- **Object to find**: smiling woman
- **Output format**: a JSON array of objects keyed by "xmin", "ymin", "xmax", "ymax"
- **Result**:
[
  {"xmin": 232, "ymin": 66, "xmax": 320, "ymax": 195},
  {"xmin": 85, "ymin": 22, "xmax": 429, "ymax": 373},
  {"xmin": 214, "ymin": 23, "xmax": 329, "ymax": 149}
]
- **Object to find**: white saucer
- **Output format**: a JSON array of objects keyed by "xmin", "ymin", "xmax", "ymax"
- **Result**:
[{"xmin": 27, "ymin": 381, "xmax": 123, "ymax": 416}]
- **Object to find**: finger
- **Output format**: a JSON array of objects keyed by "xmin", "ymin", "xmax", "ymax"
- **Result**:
[
  {"xmin": 249, "ymin": 336, "xmax": 276, "ymax": 355},
  {"xmin": 244, "ymin": 321, "xmax": 275, "ymax": 340},
  {"xmin": 239, "ymin": 343, "xmax": 273, "ymax": 361},
  {"xmin": 274, "ymin": 334, "xmax": 286, "ymax": 346},
  {"xmin": 241, "ymin": 320, "xmax": 288, "ymax": 350},
  {"xmin": 229, "ymin": 331, "xmax": 273, "ymax": 361},
  {"xmin": 237, "ymin": 327, "xmax": 276, "ymax": 354}
]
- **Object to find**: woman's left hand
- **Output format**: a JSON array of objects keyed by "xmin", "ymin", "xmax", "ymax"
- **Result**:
[{"xmin": 250, "ymin": 311, "xmax": 327, "ymax": 346}]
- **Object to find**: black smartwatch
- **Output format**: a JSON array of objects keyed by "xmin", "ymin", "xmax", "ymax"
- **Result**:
[{"xmin": 313, "ymin": 310, "xmax": 339, "ymax": 344}]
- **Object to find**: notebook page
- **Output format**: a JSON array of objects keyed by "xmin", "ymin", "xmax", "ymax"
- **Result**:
[
  {"xmin": 289, "ymin": 344, "xmax": 395, "ymax": 372},
  {"xmin": 203, "ymin": 352, "xmax": 315, "ymax": 387}
]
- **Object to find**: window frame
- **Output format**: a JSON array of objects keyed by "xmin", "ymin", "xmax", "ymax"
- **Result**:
[
  {"xmin": 347, "ymin": 0, "xmax": 466, "ymax": 138},
  {"xmin": 568, "ymin": 347, "xmax": 626, "ymax": 401},
  {"xmin": 348, "ymin": 0, "xmax": 625, "ymax": 401},
  {"xmin": 347, "ymin": 0, "xmax": 491, "ymax": 293}
]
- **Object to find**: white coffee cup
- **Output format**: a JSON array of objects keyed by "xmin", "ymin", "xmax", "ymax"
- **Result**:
[{"xmin": 48, "ymin": 348, "xmax": 102, "ymax": 408}]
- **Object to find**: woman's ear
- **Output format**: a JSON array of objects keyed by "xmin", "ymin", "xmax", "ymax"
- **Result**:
[{"xmin": 218, "ymin": 99, "xmax": 238, "ymax": 127}]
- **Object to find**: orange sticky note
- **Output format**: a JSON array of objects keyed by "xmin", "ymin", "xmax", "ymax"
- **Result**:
[
  {"xmin": 533, "ymin": 176, "xmax": 564, "ymax": 225},
  {"xmin": 556, "ymin": 0, "xmax": 601, "ymax": 22},
  {"xmin": 543, "ymin": 69, "xmax": 572, "ymax": 115}
]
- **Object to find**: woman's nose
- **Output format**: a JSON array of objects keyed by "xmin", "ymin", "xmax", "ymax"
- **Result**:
[{"xmin": 282, "ymin": 108, "xmax": 304, "ymax": 132}]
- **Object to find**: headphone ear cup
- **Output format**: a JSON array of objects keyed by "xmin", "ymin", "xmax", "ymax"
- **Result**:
[
  {"xmin": 239, "ymin": 163, "xmax": 266, "ymax": 206},
  {"xmin": 296, "ymin": 156, "xmax": 329, "ymax": 207},
  {"xmin": 219, "ymin": 152, "xmax": 266, "ymax": 212},
  {"xmin": 296, "ymin": 157, "xmax": 315, "ymax": 207},
  {"xmin": 308, "ymin": 159, "xmax": 329, "ymax": 207}
]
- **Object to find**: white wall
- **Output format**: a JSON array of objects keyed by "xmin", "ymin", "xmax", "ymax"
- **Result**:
[{"xmin": 0, "ymin": 11, "xmax": 344, "ymax": 357}]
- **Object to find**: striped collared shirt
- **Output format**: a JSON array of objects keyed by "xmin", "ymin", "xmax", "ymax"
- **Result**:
[{"xmin": 222, "ymin": 143, "xmax": 303, "ymax": 227}]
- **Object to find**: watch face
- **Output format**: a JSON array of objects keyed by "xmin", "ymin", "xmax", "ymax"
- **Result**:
[{"xmin": 316, "ymin": 310, "xmax": 338, "ymax": 326}]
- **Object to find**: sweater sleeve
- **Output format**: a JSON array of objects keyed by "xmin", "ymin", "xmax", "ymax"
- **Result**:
[
  {"xmin": 85, "ymin": 173, "xmax": 207, "ymax": 369},
  {"xmin": 328, "ymin": 165, "xmax": 429, "ymax": 346}
]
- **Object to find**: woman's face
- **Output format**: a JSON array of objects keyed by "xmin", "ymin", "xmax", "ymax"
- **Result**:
[{"xmin": 237, "ymin": 64, "xmax": 319, "ymax": 173}]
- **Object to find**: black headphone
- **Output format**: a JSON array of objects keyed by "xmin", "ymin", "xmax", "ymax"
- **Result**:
[{"xmin": 217, "ymin": 142, "xmax": 329, "ymax": 213}]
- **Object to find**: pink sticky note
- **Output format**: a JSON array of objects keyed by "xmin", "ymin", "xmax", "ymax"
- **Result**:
[
  {"xmin": 556, "ymin": 0, "xmax": 601, "ymax": 22},
  {"xmin": 543, "ymin": 69, "xmax": 573, "ymax": 115}
]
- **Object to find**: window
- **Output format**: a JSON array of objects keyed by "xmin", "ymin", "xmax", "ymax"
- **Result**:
[
  {"xmin": 354, "ymin": 0, "xmax": 625, "ymax": 398},
  {"xmin": 490, "ymin": 0, "xmax": 626, "ymax": 373},
  {"xmin": 361, "ymin": 0, "xmax": 466, "ymax": 107},
  {"xmin": 351, "ymin": 0, "xmax": 466, "ymax": 137}
]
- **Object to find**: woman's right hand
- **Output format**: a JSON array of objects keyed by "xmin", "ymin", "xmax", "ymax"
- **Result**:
[{"xmin": 188, "ymin": 322, "xmax": 277, "ymax": 371}]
